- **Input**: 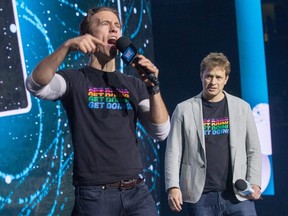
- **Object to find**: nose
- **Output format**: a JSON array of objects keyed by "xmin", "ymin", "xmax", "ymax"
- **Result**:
[
  {"xmin": 110, "ymin": 24, "xmax": 118, "ymax": 33},
  {"xmin": 210, "ymin": 77, "xmax": 217, "ymax": 85}
]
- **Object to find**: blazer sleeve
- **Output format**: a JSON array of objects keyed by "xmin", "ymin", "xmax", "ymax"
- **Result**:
[
  {"xmin": 165, "ymin": 104, "xmax": 183, "ymax": 191},
  {"xmin": 245, "ymin": 104, "xmax": 262, "ymax": 187}
]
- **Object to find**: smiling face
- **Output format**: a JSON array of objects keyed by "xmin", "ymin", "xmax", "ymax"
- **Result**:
[{"xmin": 201, "ymin": 66, "xmax": 229, "ymax": 102}]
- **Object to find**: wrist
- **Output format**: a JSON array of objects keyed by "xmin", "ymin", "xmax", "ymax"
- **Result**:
[
  {"xmin": 147, "ymin": 85, "xmax": 160, "ymax": 95},
  {"xmin": 167, "ymin": 187, "xmax": 180, "ymax": 193}
]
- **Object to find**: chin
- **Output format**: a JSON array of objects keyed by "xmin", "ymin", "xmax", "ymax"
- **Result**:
[{"xmin": 109, "ymin": 49, "xmax": 118, "ymax": 58}]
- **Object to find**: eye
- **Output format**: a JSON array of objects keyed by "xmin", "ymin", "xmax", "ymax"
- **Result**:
[
  {"xmin": 114, "ymin": 22, "xmax": 121, "ymax": 29},
  {"xmin": 101, "ymin": 21, "xmax": 109, "ymax": 26},
  {"xmin": 205, "ymin": 75, "xmax": 213, "ymax": 79}
]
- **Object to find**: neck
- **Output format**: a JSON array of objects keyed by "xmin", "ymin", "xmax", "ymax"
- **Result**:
[
  {"xmin": 88, "ymin": 55, "xmax": 116, "ymax": 72},
  {"xmin": 203, "ymin": 91, "xmax": 225, "ymax": 102}
]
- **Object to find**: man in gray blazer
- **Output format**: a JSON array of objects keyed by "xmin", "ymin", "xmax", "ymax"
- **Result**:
[{"xmin": 165, "ymin": 52, "xmax": 262, "ymax": 215}]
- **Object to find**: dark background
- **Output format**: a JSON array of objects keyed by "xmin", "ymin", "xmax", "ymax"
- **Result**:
[
  {"xmin": 151, "ymin": 0, "xmax": 288, "ymax": 215},
  {"xmin": 1, "ymin": 0, "xmax": 286, "ymax": 215}
]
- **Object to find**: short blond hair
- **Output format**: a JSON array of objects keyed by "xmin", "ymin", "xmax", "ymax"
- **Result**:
[{"xmin": 200, "ymin": 52, "xmax": 231, "ymax": 76}]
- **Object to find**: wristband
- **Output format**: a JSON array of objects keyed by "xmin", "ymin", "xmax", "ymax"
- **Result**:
[{"xmin": 147, "ymin": 85, "xmax": 160, "ymax": 95}]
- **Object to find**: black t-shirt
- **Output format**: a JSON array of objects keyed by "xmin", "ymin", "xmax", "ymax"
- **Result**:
[
  {"xmin": 58, "ymin": 66, "xmax": 149, "ymax": 186},
  {"xmin": 202, "ymin": 96, "xmax": 233, "ymax": 192}
]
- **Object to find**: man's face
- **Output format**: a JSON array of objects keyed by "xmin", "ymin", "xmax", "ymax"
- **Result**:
[
  {"xmin": 201, "ymin": 66, "xmax": 229, "ymax": 102},
  {"xmin": 89, "ymin": 10, "xmax": 122, "ymax": 59}
]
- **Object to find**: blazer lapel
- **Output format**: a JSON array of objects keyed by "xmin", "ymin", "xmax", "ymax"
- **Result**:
[
  {"xmin": 226, "ymin": 92, "xmax": 237, "ymax": 164},
  {"xmin": 191, "ymin": 94, "xmax": 206, "ymax": 153}
]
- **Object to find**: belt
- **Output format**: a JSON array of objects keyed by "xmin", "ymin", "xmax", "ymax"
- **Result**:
[{"xmin": 100, "ymin": 178, "xmax": 144, "ymax": 190}]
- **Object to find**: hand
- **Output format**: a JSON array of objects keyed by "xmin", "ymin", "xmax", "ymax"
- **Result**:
[
  {"xmin": 167, "ymin": 188, "xmax": 183, "ymax": 212},
  {"xmin": 65, "ymin": 34, "xmax": 105, "ymax": 54},
  {"xmin": 132, "ymin": 54, "xmax": 159, "ymax": 86},
  {"xmin": 249, "ymin": 184, "xmax": 262, "ymax": 200}
]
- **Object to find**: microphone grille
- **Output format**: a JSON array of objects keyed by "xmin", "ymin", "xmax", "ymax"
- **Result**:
[
  {"xmin": 116, "ymin": 37, "xmax": 131, "ymax": 53},
  {"xmin": 235, "ymin": 179, "xmax": 247, "ymax": 190}
]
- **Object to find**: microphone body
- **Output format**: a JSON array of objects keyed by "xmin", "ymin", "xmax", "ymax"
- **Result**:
[
  {"xmin": 116, "ymin": 37, "xmax": 159, "ymax": 86},
  {"xmin": 234, "ymin": 179, "xmax": 255, "ymax": 196}
]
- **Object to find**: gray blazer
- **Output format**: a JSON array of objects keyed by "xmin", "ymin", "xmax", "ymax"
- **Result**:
[{"xmin": 165, "ymin": 92, "xmax": 262, "ymax": 203}]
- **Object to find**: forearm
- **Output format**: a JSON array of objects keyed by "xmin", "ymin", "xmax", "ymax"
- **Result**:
[
  {"xmin": 165, "ymin": 106, "xmax": 183, "ymax": 190},
  {"xmin": 165, "ymin": 138, "xmax": 182, "ymax": 189},
  {"xmin": 246, "ymin": 109, "xmax": 262, "ymax": 185},
  {"xmin": 149, "ymin": 92, "xmax": 169, "ymax": 124},
  {"xmin": 138, "ymin": 98, "xmax": 170, "ymax": 141},
  {"xmin": 32, "ymin": 42, "xmax": 70, "ymax": 85}
]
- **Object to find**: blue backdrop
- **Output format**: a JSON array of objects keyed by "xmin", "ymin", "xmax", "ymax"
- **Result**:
[{"xmin": 0, "ymin": 0, "xmax": 160, "ymax": 215}]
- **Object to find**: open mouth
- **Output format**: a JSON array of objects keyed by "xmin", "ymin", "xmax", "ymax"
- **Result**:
[{"xmin": 108, "ymin": 38, "xmax": 117, "ymax": 46}]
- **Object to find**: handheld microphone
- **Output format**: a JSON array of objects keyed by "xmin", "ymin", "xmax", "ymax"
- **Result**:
[
  {"xmin": 116, "ymin": 37, "xmax": 159, "ymax": 86},
  {"xmin": 235, "ymin": 179, "xmax": 255, "ymax": 196},
  {"xmin": 235, "ymin": 179, "xmax": 263, "ymax": 200}
]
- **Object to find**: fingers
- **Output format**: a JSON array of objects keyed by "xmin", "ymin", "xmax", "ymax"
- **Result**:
[
  {"xmin": 168, "ymin": 196, "xmax": 182, "ymax": 212},
  {"xmin": 133, "ymin": 55, "xmax": 159, "ymax": 81},
  {"xmin": 90, "ymin": 36, "xmax": 106, "ymax": 48},
  {"xmin": 68, "ymin": 34, "xmax": 105, "ymax": 54},
  {"xmin": 78, "ymin": 39, "xmax": 97, "ymax": 54},
  {"xmin": 248, "ymin": 193, "xmax": 261, "ymax": 200},
  {"xmin": 250, "ymin": 185, "xmax": 262, "ymax": 200},
  {"xmin": 168, "ymin": 188, "xmax": 183, "ymax": 212},
  {"xmin": 137, "ymin": 55, "xmax": 158, "ymax": 69},
  {"xmin": 251, "ymin": 191, "xmax": 262, "ymax": 200}
]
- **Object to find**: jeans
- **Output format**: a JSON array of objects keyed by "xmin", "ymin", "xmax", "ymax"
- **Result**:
[
  {"xmin": 71, "ymin": 181, "xmax": 158, "ymax": 216},
  {"xmin": 187, "ymin": 191, "xmax": 257, "ymax": 216}
]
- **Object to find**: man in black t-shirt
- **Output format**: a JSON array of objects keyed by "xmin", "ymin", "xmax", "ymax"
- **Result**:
[
  {"xmin": 26, "ymin": 6, "xmax": 170, "ymax": 216},
  {"xmin": 165, "ymin": 52, "xmax": 262, "ymax": 215}
]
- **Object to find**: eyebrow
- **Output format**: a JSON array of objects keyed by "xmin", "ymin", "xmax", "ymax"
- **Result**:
[{"xmin": 100, "ymin": 19, "xmax": 121, "ymax": 26}]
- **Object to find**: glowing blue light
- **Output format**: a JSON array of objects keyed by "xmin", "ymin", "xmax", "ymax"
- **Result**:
[
  {"xmin": 1, "ymin": 0, "xmax": 158, "ymax": 215},
  {"xmin": 235, "ymin": 0, "xmax": 274, "ymax": 195}
]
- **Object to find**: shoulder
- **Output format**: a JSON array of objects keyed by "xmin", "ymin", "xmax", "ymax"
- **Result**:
[
  {"xmin": 225, "ymin": 92, "xmax": 251, "ymax": 111},
  {"xmin": 177, "ymin": 93, "xmax": 201, "ymax": 107},
  {"xmin": 173, "ymin": 95, "xmax": 200, "ymax": 114},
  {"xmin": 226, "ymin": 93, "xmax": 249, "ymax": 105},
  {"xmin": 57, "ymin": 68, "xmax": 85, "ymax": 79}
]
